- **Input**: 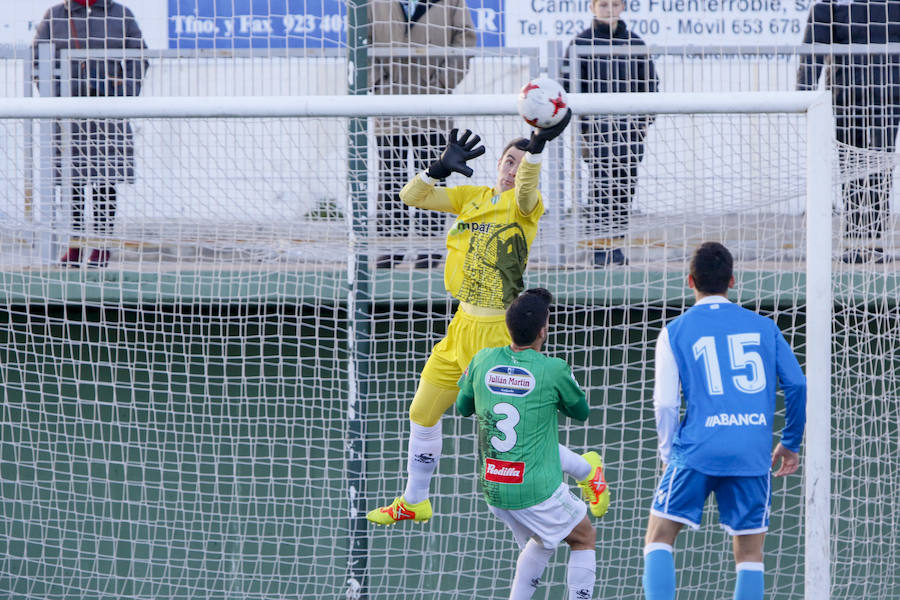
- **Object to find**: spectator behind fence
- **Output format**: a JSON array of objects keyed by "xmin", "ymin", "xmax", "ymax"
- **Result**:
[
  {"xmin": 33, "ymin": 0, "xmax": 148, "ymax": 269},
  {"xmin": 562, "ymin": 0, "xmax": 658, "ymax": 268},
  {"xmin": 368, "ymin": 0, "xmax": 476, "ymax": 269},
  {"xmin": 798, "ymin": 0, "xmax": 900, "ymax": 264}
]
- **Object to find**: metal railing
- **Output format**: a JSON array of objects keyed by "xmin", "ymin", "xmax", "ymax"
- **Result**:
[{"xmin": 12, "ymin": 42, "xmax": 892, "ymax": 265}]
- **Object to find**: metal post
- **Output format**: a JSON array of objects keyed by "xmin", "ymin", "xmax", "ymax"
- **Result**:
[
  {"xmin": 545, "ymin": 40, "xmax": 567, "ymax": 265},
  {"xmin": 24, "ymin": 50, "xmax": 34, "ymax": 227},
  {"xmin": 345, "ymin": 2, "xmax": 370, "ymax": 598},
  {"xmin": 59, "ymin": 49, "xmax": 74, "ymax": 261},
  {"xmin": 804, "ymin": 93, "xmax": 833, "ymax": 600},
  {"xmin": 36, "ymin": 42, "xmax": 58, "ymax": 264}
]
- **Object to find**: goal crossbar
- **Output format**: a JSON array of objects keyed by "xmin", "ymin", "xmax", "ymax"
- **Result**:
[{"xmin": 0, "ymin": 91, "xmax": 826, "ymax": 119}]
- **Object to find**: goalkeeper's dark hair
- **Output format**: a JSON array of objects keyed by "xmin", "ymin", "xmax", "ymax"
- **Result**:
[
  {"xmin": 690, "ymin": 242, "xmax": 733, "ymax": 295},
  {"xmin": 501, "ymin": 137, "xmax": 529, "ymax": 159},
  {"xmin": 506, "ymin": 288, "xmax": 553, "ymax": 346}
]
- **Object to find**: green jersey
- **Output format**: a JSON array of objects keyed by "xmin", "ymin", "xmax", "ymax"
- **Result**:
[{"xmin": 456, "ymin": 345, "xmax": 589, "ymax": 510}]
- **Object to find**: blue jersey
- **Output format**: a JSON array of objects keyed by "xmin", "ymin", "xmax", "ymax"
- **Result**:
[{"xmin": 662, "ymin": 298, "xmax": 806, "ymax": 476}]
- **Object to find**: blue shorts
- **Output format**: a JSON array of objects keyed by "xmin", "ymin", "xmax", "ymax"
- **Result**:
[{"xmin": 651, "ymin": 464, "xmax": 771, "ymax": 535}]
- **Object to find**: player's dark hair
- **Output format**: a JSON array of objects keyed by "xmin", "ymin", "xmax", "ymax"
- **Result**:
[
  {"xmin": 690, "ymin": 242, "xmax": 733, "ymax": 295},
  {"xmin": 500, "ymin": 137, "xmax": 529, "ymax": 159},
  {"xmin": 506, "ymin": 288, "xmax": 553, "ymax": 346}
]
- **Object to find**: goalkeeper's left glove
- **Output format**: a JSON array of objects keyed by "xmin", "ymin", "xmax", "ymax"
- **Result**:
[
  {"xmin": 426, "ymin": 128, "xmax": 486, "ymax": 179},
  {"xmin": 525, "ymin": 108, "xmax": 572, "ymax": 155}
]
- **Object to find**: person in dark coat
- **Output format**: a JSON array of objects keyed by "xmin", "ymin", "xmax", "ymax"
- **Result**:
[
  {"xmin": 562, "ymin": 0, "xmax": 658, "ymax": 267},
  {"xmin": 798, "ymin": 0, "xmax": 900, "ymax": 264},
  {"xmin": 368, "ymin": 0, "xmax": 476, "ymax": 269},
  {"xmin": 32, "ymin": 0, "xmax": 148, "ymax": 268}
]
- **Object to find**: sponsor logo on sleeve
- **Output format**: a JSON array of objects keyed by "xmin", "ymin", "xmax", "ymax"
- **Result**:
[
  {"xmin": 484, "ymin": 457, "xmax": 525, "ymax": 484},
  {"xmin": 485, "ymin": 365, "xmax": 535, "ymax": 397}
]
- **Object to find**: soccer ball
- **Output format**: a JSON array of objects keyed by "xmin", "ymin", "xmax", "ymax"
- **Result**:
[{"xmin": 517, "ymin": 77, "xmax": 568, "ymax": 129}]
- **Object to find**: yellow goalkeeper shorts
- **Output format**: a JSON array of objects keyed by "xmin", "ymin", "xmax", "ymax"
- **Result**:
[
  {"xmin": 411, "ymin": 304, "xmax": 510, "ymax": 425},
  {"xmin": 421, "ymin": 304, "xmax": 510, "ymax": 389}
]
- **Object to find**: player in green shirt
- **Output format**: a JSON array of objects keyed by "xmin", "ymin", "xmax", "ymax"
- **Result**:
[{"xmin": 457, "ymin": 288, "xmax": 610, "ymax": 600}]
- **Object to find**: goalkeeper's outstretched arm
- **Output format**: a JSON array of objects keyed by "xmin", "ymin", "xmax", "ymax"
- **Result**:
[
  {"xmin": 516, "ymin": 109, "xmax": 572, "ymax": 215},
  {"xmin": 401, "ymin": 128, "xmax": 486, "ymax": 212},
  {"xmin": 514, "ymin": 157, "xmax": 541, "ymax": 216},
  {"xmin": 400, "ymin": 175, "xmax": 454, "ymax": 213}
]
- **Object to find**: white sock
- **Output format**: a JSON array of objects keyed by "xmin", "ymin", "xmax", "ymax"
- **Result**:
[
  {"xmin": 559, "ymin": 444, "xmax": 591, "ymax": 481},
  {"xmin": 567, "ymin": 549, "xmax": 596, "ymax": 600},
  {"xmin": 403, "ymin": 421, "xmax": 442, "ymax": 504},
  {"xmin": 510, "ymin": 539, "xmax": 553, "ymax": 600}
]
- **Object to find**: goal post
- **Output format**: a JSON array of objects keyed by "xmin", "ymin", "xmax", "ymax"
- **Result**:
[
  {"xmin": 0, "ymin": 91, "xmax": 839, "ymax": 600},
  {"xmin": 803, "ymin": 93, "xmax": 832, "ymax": 600}
]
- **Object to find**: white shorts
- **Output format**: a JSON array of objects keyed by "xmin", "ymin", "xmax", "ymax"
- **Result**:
[{"xmin": 488, "ymin": 483, "xmax": 587, "ymax": 550}]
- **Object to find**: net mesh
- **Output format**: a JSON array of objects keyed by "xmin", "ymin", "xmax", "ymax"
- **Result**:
[
  {"xmin": 0, "ymin": 0, "xmax": 899, "ymax": 598},
  {"xmin": 0, "ymin": 108, "xmax": 814, "ymax": 600}
]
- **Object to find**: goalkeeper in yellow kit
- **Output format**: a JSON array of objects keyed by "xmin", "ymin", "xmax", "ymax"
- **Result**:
[{"xmin": 367, "ymin": 112, "xmax": 610, "ymax": 526}]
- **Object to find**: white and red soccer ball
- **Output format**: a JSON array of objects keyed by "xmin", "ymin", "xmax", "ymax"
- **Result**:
[{"xmin": 517, "ymin": 77, "xmax": 568, "ymax": 129}]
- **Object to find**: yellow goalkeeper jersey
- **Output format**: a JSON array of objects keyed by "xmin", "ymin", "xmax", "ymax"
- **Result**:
[
  {"xmin": 444, "ymin": 184, "xmax": 543, "ymax": 309},
  {"xmin": 401, "ymin": 159, "xmax": 545, "ymax": 310}
]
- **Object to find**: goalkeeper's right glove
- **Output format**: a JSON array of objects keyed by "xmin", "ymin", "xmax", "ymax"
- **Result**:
[
  {"xmin": 525, "ymin": 108, "xmax": 572, "ymax": 155},
  {"xmin": 426, "ymin": 128, "xmax": 486, "ymax": 179}
]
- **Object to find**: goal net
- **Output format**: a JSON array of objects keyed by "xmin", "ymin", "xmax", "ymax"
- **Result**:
[{"xmin": 0, "ymin": 88, "xmax": 895, "ymax": 600}]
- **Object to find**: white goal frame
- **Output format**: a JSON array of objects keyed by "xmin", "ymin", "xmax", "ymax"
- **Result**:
[{"xmin": 1, "ymin": 91, "xmax": 833, "ymax": 600}]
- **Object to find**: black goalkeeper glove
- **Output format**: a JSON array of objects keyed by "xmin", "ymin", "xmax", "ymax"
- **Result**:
[
  {"xmin": 426, "ymin": 128, "xmax": 486, "ymax": 179},
  {"xmin": 525, "ymin": 108, "xmax": 572, "ymax": 155}
]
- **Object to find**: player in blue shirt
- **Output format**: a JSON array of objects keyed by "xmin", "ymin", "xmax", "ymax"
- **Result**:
[{"xmin": 642, "ymin": 242, "xmax": 807, "ymax": 600}]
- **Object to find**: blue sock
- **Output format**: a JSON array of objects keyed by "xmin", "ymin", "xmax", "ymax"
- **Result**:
[
  {"xmin": 734, "ymin": 562, "xmax": 764, "ymax": 600},
  {"xmin": 643, "ymin": 544, "xmax": 675, "ymax": 600}
]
